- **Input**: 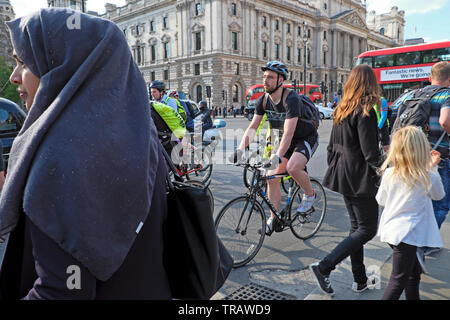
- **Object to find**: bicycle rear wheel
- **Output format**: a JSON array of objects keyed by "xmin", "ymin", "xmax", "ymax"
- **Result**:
[
  {"xmin": 215, "ymin": 196, "xmax": 266, "ymax": 267},
  {"xmin": 185, "ymin": 147, "xmax": 213, "ymax": 183},
  {"xmin": 289, "ymin": 179, "xmax": 327, "ymax": 240}
]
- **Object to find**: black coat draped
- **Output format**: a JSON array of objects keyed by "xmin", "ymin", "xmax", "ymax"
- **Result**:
[{"xmin": 323, "ymin": 107, "xmax": 382, "ymax": 198}]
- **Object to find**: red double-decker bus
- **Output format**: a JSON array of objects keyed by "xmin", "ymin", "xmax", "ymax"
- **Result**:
[
  {"xmin": 355, "ymin": 41, "xmax": 450, "ymax": 104},
  {"xmin": 244, "ymin": 83, "xmax": 322, "ymax": 106}
]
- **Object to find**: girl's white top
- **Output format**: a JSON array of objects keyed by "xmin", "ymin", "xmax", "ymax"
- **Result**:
[{"xmin": 376, "ymin": 167, "xmax": 445, "ymax": 247}]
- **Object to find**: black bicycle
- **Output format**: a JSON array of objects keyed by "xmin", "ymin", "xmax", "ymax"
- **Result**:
[{"xmin": 215, "ymin": 161, "xmax": 327, "ymax": 268}]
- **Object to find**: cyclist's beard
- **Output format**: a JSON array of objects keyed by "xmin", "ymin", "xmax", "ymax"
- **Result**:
[{"xmin": 265, "ymin": 74, "xmax": 283, "ymax": 95}]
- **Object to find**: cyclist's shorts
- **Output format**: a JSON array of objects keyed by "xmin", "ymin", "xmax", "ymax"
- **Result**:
[{"xmin": 284, "ymin": 133, "xmax": 318, "ymax": 161}]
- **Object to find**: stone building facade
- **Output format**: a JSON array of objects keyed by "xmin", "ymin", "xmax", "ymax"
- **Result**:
[
  {"xmin": 49, "ymin": 0, "xmax": 405, "ymax": 107},
  {"xmin": 0, "ymin": 0, "xmax": 15, "ymax": 66}
]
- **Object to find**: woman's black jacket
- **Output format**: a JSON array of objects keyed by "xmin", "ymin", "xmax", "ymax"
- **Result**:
[{"xmin": 323, "ymin": 107, "xmax": 382, "ymax": 198}]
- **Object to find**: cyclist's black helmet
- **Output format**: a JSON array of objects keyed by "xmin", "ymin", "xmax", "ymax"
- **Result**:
[
  {"xmin": 149, "ymin": 80, "xmax": 165, "ymax": 91},
  {"xmin": 199, "ymin": 101, "xmax": 208, "ymax": 110},
  {"xmin": 261, "ymin": 61, "xmax": 289, "ymax": 80}
]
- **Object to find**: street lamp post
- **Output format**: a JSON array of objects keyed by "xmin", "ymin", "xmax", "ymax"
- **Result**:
[
  {"xmin": 302, "ymin": 22, "xmax": 308, "ymax": 96},
  {"xmin": 81, "ymin": 0, "xmax": 85, "ymax": 13},
  {"xmin": 167, "ymin": 61, "xmax": 171, "ymax": 90}
]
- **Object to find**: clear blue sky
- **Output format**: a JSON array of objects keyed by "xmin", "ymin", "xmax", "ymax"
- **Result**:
[
  {"xmin": 366, "ymin": 0, "xmax": 449, "ymax": 42},
  {"xmin": 10, "ymin": 0, "xmax": 450, "ymax": 43}
]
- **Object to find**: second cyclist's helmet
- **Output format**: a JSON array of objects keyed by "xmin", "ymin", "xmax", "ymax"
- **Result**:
[
  {"xmin": 149, "ymin": 80, "xmax": 165, "ymax": 91},
  {"xmin": 261, "ymin": 61, "xmax": 289, "ymax": 80}
]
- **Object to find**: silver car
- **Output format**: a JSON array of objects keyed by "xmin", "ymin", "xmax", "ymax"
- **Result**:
[{"xmin": 315, "ymin": 104, "xmax": 334, "ymax": 119}]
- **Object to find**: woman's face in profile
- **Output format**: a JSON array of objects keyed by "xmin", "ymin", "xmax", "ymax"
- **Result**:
[{"xmin": 9, "ymin": 51, "xmax": 40, "ymax": 110}]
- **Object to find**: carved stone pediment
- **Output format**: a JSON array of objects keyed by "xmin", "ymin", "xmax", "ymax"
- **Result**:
[
  {"xmin": 192, "ymin": 22, "xmax": 205, "ymax": 32},
  {"xmin": 161, "ymin": 34, "xmax": 171, "ymax": 43},
  {"xmin": 148, "ymin": 37, "xmax": 158, "ymax": 45},
  {"xmin": 261, "ymin": 32, "xmax": 269, "ymax": 42},
  {"xmin": 228, "ymin": 22, "xmax": 241, "ymax": 32},
  {"xmin": 340, "ymin": 12, "xmax": 368, "ymax": 30}
]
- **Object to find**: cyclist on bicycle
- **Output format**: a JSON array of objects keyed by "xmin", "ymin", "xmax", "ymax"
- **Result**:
[
  {"xmin": 149, "ymin": 80, "xmax": 187, "ymax": 121},
  {"xmin": 231, "ymin": 61, "xmax": 319, "ymax": 234}
]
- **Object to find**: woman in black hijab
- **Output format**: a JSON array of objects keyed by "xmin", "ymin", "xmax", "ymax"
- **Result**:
[{"xmin": 0, "ymin": 8, "xmax": 171, "ymax": 299}]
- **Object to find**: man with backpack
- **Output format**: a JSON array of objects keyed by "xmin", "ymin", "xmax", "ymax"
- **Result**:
[
  {"xmin": 392, "ymin": 61, "xmax": 450, "ymax": 258},
  {"xmin": 230, "ymin": 61, "xmax": 319, "ymax": 235},
  {"xmin": 149, "ymin": 81, "xmax": 187, "ymax": 122}
]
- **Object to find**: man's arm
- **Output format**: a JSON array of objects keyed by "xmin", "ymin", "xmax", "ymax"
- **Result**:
[
  {"xmin": 276, "ymin": 117, "xmax": 297, "ymax": 158},
  {"xmin": 238, "ymin": 114, "xmax": 263, "ymax": 150},
  {"xmin": 439, "ymin": 107, "xmax": 450, "ymax": 133}
]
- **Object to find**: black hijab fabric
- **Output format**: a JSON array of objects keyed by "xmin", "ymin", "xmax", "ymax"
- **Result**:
[{"xmin": 1, "ymin": 8, "xmax": 160, "ymax": 281}]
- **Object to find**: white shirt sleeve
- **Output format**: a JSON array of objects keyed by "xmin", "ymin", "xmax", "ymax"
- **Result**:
[
  {"xmin": 376, "ymin": 170, "xmax": 389, "ymax": 206},
  {"xmin": 429, "ymin": 167, "xmax": 445, "ymax": 201}
]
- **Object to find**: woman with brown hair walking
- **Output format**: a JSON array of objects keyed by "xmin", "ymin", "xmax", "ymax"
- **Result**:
[{"xmin": 309, "ymin": 64, "xmax": 383, "ymax": 296}]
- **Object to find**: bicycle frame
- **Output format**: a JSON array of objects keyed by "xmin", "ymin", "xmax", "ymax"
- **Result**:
[{"xmin": 245, "ymin": 166, "xmax": 296, "ymax": 228}]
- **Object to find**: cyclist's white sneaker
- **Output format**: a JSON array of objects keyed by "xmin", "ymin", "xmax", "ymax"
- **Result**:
[
  {"xmin": 297, "ymin": 192, "xmax": 316, "ymax": 213},
  {"xmin": 265, "ymin": 217, "xmax": 274, "ymax": 235}
]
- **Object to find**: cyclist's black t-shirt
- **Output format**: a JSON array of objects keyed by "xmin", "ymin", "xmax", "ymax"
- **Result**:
[{"xmin": 255, "ymin": 88, "xmax": 316, "ymax": 140}]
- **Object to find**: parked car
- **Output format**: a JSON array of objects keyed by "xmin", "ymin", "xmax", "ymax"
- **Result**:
[
  {"xmin": 244, "ymin": 99, "xmax": 258, "ymax": 121},
  {"xmin": 0, "ymin": 98, "xmax": 27, "ymax": 168},
  {"xmin": 315, "ymin": 104, "xmax": 334, "ymax": 119},
  {"xmin": 181, "ymin": 99, "xmax": 200, "ymax": 117}
]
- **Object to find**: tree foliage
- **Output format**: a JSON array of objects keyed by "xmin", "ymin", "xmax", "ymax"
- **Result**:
[{"xmin": 0, "ymin": 56, "xmax": 19, "ymax": 103}]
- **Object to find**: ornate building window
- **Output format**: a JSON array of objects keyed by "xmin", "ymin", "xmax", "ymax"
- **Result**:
[
  {"xmin": 234, "ymin": 63, "xmax": 240, "ymax": 75},
  {"xmin": 150, "ymin": 45, "xmax": 156, "ymax": 62},
  {"xmin": 232, "ymin": 84, "xmax": 239, "ymax": 103},
  {"xmin": 286, "ymin": 46, "xmax": 291, "ymax": 61},
  {"xmin": 275, "ymin": 19, "xmax": 279, "ymax": 31},
  {"xmin": 262, "ymin": 41, "xmax": 268, "ymax": 59},
  {"xmin": 163, "ymin": 42, "xmax": 169, "ymax": 59},
  {"xmin": 133, "ymin": 42, "xmax": 145, "ymax": 66},
  {"xmin": 194, "ymin": 63, "xmax": 200, "ymax": 75},
  {"xmin": 231, "ymin": 3, "xmax": 237, "ymax": 16},
  {"xmin": 195, "ymin": 3, "xmax": 202, "ymax": 16},
  {"xmin": 380, "ymin": 28, "xmax": 385, "ymax": 35},
  {"xmin": 231, "ymin": 32, "xmax": 238, "ymax": 51},
  {"xmin": 262, "ymin": 16, "xmax": 267, "ymax": 28},
  {"xmin": 150, "ymin": 20, "xmax": 155, "ymax": 33},
  {"xmin": 195, "ymin": 32, "xmax": 201, "ymax": 51},
  {"xmin": 163, "ymin": 16, "xmax": 168, "ymax": 29},
  {"xmin": 275, "ymin": 44, "xmax": 280, "ymax": 60},
  {"xmin": 287, "ymin": 23, "xmax": 291, "ymax": 34},
  {"xmin": 196, "ymin": 85, "xmax": 203, "ymax": 102}
]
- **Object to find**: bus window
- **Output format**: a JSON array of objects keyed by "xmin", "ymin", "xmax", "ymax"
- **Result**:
[
  {"xmin": 374, "ymin": 54, "xmax": 394, "ymax": 68},
  {"xmin": 423, "ymin": 47, "xmax": 450, "ymax": 63},
  {"xmin": 395, "ymin": 51, "xmax": 421, "ymax": 66},
  {"xmin": 308, "ymin": 87, "xmax": 320, "ymax": 95},
  {"xmin": 356, "ymin": 57, "xmax": 373, "ymax": 67}
]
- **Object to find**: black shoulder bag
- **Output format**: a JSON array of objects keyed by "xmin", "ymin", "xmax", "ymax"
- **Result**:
[{"xmin": 161, "ymin": 147, "xmax": 233, "ymax": 299}]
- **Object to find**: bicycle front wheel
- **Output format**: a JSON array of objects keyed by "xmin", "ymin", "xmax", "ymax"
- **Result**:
[
  {"xmin": 289, "ymin": 179, "xmax": 327, "ymax": 240},
  {"xmin": 215, "ymin": 196, "xmax": 266, "ymax": 267},
  {"xmin": 185, "ymin": 147, "xmax": 213, "ymax": 183}
]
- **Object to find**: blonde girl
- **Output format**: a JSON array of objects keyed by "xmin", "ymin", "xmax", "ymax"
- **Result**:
[{"xmin": 376, "ymin": 126, "xmax": 445, "ymax": 300}]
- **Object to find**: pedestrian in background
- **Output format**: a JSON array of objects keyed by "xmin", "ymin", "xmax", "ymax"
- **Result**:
[
  {"xmin": 0, "ymin": 8, "xmax": 171, "ymax": 300},
  {"xmin": 376, "ymin": 126, "xmax": 444, "ymax": 300},
  {"xmin": 310, "ymin": 64, "xmax": 382, "ymax": 296}
]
